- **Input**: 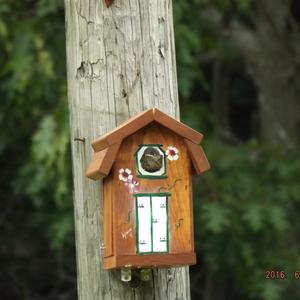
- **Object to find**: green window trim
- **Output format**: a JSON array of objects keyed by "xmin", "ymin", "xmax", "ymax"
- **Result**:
[
  {"xmin": 133, "ymin": 192, "xmax": 171, "ymax": 197},
  {"xmin": 136, "ymin": 174, "xmax": 168, "ymax": 179},
  {"xmin": 134, "ymin": 144, "xmax": 167, "ymax": 179},
  {"xmin": 135, "ymin": 194, "xmax": 170, "ymax": 255}
]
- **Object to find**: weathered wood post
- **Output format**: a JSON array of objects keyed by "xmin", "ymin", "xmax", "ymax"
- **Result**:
[{"xmin": 64, "ymin": 0, "xmax": 191, "ymax": 299}]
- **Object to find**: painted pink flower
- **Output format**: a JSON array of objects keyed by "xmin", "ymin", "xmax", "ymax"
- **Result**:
[
  {"xmin": 166, "ymin": 146, "xmax": 179, "ymax": 161},
  {"xmin": 125, "ymin": 179, "xmax": 140, "ymax": 194},
  {"xmin": 119, "ymin": 168, "xmax": 133, "ymax": 182}
]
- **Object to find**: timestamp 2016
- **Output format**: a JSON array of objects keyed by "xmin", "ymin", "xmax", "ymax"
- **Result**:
[
  {"xmin": 265, "ymin": 271, "xmax": 300, "ymax": 279},
  {"xmin": 265, "ymin": 271, "xmax": 286, "ymax": 279}
]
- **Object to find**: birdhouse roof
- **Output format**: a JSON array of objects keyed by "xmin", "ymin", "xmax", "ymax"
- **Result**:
[{"xmin": 86, "ymin": 108, "xmax": 210, "ymax": 180}]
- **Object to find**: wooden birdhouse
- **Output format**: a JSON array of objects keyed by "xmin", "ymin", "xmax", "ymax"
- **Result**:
[{"xmin": 86, "ymin": 108, "xmax": 210, "ymax": 271}]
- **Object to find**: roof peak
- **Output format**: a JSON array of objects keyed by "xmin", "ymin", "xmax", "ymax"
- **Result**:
[{"xmin": 91, "ymin": 107, "xmax": 203, "ymax": 152}]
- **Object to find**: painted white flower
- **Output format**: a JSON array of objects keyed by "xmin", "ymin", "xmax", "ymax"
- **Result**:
[
  {"xmin": 118, "ymin": 168, "xmax": 133, "ymax": 182},
  {"xmin": 125, "ymin": 179, "xmax": 140, "ymax": 194},
  {"xmin": 166, "ymin": 146, "xmax": 179, "ymax": 161}
]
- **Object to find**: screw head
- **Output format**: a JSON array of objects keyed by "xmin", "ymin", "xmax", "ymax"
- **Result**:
[
  {"xmin": 121, "ymin": 269, "xmax": 131, "ymax": 282},
  {"xmin": 140, "ymin": 269, "xmax": 151, "ymax": 282}
]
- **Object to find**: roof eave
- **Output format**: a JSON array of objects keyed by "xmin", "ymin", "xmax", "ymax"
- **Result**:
[
  {"xmin": 86, "ymin": 141, "xmax": 122, "ymax": 180},
  {"xmin": 91, "ymin": 108, "xmax": 203, "ymax": 152},
  {"xmin": 184, "ymin": 139, "xmax": 210, "ymax": 175}
]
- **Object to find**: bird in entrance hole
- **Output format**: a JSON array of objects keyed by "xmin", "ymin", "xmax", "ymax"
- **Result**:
[{"xmin": 140, "ymin": 147, "xmax": 163, "ymax": 173}]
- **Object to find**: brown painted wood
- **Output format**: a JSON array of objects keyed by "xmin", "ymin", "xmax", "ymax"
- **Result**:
[
  {"xmin": 91, "ymin": 108, "xmax": 204, "ymax": 152},
  {"xmin": 103, "ymin": 256, "xmax": 116, "ymax": 269},
  {"xmin": 86, "ymin": 141, "xmax": 122, "ymax": 179},
  {"xmin": 184, "ymin": 139, "xmax": 210, "ymax": 175},
  {"xmin": 103, "ymin": 175, "xmax": 114, "ymax": 257},
  {"xmin": 87, "ymin": 118, "xmax": 209, "ymax": 180},
  {"xmin": 188, "ymin": 166, "xmax": 195, "ymax": 252},
  {"xmin": 153, "ymin": 109, "xmax": 203, "ymax": 144},
  {"xmin": 100, "ymin": 123, "xmax": 196, "ymax": 269},
  {"xmin": 86, "ymin": 149, "xmax": 108, "ymax": 180},
  {"xmin": 103, "ymin": 253, "xmax": 196, "ymax": 269}
]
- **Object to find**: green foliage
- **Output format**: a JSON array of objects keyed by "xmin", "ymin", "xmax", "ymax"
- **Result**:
[
  {"xmin": 173, "ymin": 0, "xmax": 251, "ymax": 100},
  {"xmin": 174, "ymin": 2, "xmax": 210, "ymax": 98},
  {"xmin": 202, "ymin": 202, "xmax": 230, "ymax": 233},
  {"xmin": 0, "ymin": 0, "xmax": 71, "ymax": 251},
  {"xmin": 15, "ymin": 105, "xmax": 73, "ymax": 250},
  {"xmin": 181, "ymin": 103, "xmax": 213, "ymax": 135},
  {"xmin": 194, "ymin": 141, "xmax": 300, "ymax": 299}
]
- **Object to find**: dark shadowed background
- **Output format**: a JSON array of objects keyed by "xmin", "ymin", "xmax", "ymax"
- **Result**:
[{"xmin": 1, "ymin": 1, "xmax": 300, "ymax": 299}]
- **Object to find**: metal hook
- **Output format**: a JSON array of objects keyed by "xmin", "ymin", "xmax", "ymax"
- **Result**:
[{"xmin": 74, "ymin": 137, "xmax": 85, "ymax": 143}]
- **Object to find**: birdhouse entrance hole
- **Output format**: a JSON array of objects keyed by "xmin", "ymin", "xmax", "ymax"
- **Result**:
[{"xmin": 135, "ymin": 144, "xmax": 167, "ymax": 179}]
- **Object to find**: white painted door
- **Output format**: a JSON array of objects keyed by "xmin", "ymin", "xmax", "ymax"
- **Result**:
[
  {"xmin": 152, "ymin": 196, "xmax": 168, "ymax": 252},
  {"xmin": 136, "ymin": 194, "xmax": 168, "ymax": 254},
  {"xmin": 136, "ymin": 196, "xmax": 152, "ymax": 253}
]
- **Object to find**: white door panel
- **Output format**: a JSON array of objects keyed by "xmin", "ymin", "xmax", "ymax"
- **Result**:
[
  {"xmin": 136, "ymin": 196, "xmax": 152, "ymax": 253},
  {"xmin": 152, "ymin": 196, "xmax": 168, "ymax": 252},
  {"xmin": 136, "ymin": 194, "xmax": 169, "ymax": 254}
]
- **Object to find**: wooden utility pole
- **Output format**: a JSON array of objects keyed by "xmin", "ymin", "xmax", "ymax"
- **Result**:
[{"xmin": 64, "ymin": 1, "xmax": 191, "ymax": 299}]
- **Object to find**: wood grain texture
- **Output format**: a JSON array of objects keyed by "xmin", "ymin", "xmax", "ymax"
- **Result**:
[
  {"xmin": 105, "ymin": 0, "xmax": 113, "ymax": 8},
  {"xmin": 185, "ymin": 139, "xmax": 210, "ymax": 175},
  {"xmin": 91, "ymin": 107, "xmax": 204, "ymax": 152},
  {"xmin": 92, "ymin": 108, "xmax": 153, "ymax": 151},
  {"xmin": 64, "ymin": 0, "xmax": 191, "ymax": 299},
  {"xmin": 88, "ymin": 108, "xmax": 209, "ymax": 179},
  {"xmin": 103, "ymin": 124, "xmax": 196, "ymax": 269},
  {"xmin": 86, "ymin": 141, "xmax": 122, "ymax": 179},
  {"xmin": 103, "ymin": 175, "xmax": 114, "ymax": 257},
  {"xmin": 104, "ymin": 253, "xmax": 196, "ymax": 269}
]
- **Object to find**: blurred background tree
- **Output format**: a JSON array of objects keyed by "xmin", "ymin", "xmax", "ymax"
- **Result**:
[{"xmin": 1, "ymin": 0, "xmax": 299, "ymax": 299}]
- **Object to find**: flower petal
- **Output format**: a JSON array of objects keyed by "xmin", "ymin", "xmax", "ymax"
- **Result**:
[
  {"xmin": 125, "ymin": 168, "xmax": 131, "ymax": 174},
  {"xmin": 173, "ymin": 154, "xmax": 179, "ymax": 160},
  {"xmin": 168, "ymin": 155, "xmax": 174, "ymax": 161},
  {"xmin": 128, "ymin": 174, "xmax": 133, "ymax": 181},
  {"xmin": 119, "ymin": 168, "xmax": 124, "ymax": 173}
]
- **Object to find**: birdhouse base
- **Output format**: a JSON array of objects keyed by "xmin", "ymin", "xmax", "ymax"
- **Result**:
[{"xmin": 103, "ymin": 253, "xmax": 196, "ymax": 270}]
